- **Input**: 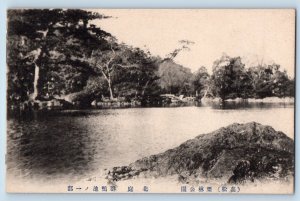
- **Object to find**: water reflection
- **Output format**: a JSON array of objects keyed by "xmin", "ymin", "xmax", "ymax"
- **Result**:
[
  {"xmin": 210, "ymin": 101, "xmax": 294, "ymax": 110},
  {"xmin": 6, "ymin": 103, "xmax": 294, "ymax": 183},
  {"xmin": 7, "ymin": 113, "xmax": 98, "ymax": 181}
]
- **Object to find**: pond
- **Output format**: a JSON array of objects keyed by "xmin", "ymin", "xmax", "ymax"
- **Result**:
[{"xmin": 6, "ymin": 102, "xmax": 294, "ymax": 184}]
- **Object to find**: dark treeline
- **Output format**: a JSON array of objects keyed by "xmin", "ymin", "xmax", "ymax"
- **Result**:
[
  {"xmin": 7, "ymin": 9, "xmax": 294, "ymax": 109},
  {"xmin": 158, "ymin": 55, "xmax": 294, "ymax": 100}
]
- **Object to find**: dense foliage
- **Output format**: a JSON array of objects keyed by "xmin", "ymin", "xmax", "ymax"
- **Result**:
[
  {"xmin": 210, "ymin": 54, "xmax": 294, "ymax": 100},
  {"xmin": 7, "ymin": 9, "xmax": 160, "ymax": 106},
  {"xmin": 7, "ymin": 9, "xmax": 294, "ymax": 108}
]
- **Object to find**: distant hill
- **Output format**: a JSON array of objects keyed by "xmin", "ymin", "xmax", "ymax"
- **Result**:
[{"xmin": 158, "ymin": 59, "xmax": 193, "ymax": 95}]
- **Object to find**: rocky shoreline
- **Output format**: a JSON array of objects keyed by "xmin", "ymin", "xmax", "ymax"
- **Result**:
[
  {"xmin": 9, "ymin": 96, "xmax": 294, "ymax": 112},
  {"xmin": 106, "ymin": 122, "xmax": 294, "ymax": 185}
]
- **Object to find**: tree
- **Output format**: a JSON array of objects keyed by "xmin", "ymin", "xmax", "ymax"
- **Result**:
[
  {"xmin": 191, "ymin": 66, "xmax": 210, "ymax": 98},
  {"xmin": 164, "ymin": 40, "xmax": 195, "ymax": 60},
  {"xmin": 7, "ymin": 9, "xmax": 110, "ymax": 104},
  {"xmin": 211, "ymin": 54, "xmax": 246, "ymax": 101},
  {"xmin": 112, "ymin": 48, "xmax": 160, "ymax": 99},
  {"xmin": 247, "ymin": 63, "xmax": 284, "ymax": 98},
  {"xmin": 286, "ymin": 78, "xmax": 295, "ymax": 97},
  {"xmin": 87, "ymin": 41, "xmax": 159, "ymax": 100},
  {"xmin": 84, "ymin": 76, "xmax": 109, "ymax": 98}
]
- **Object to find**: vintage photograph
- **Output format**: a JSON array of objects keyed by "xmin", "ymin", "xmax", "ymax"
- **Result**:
[{"xmin": 6, "ymin": 9, "xmax": 295, "ymax": 193}]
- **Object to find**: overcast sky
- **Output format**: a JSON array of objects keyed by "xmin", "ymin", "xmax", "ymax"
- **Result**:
[{"xmin": 90, "ymin": 9, "xmax": 295, "ymax": 77}]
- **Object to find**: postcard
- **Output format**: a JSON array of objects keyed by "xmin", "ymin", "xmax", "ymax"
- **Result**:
[{"xmin": 6, "ymin": 9, "xmax": 295, "ymax": 193}]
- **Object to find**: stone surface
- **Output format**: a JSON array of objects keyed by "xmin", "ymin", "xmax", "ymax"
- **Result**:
[{"xmin": 106, "ymin": 122, "xmax": 294, "ymax": 184}]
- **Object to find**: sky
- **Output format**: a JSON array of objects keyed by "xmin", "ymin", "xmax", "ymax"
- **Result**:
[{"xmin": 90, "ymin": 9, "xmax": 295, "ymax": 77}]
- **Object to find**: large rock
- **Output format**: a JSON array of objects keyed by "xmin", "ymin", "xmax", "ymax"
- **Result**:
[{"xmin": 107, "ymin": 122, "xmax": 294, "ymax": 184}]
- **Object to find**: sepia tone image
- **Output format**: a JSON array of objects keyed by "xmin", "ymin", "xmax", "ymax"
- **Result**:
[{"xmin": 6, "ymin": 9, "xmax": 295, "ymax": 193}]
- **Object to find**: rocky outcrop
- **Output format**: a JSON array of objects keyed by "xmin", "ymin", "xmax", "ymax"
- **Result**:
[{"xmin": 106, "ymin": 122, "xmax": 294, "ymax": 184}]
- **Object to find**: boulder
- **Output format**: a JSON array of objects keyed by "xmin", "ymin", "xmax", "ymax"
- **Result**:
[{"xmin": 107, "ymin": 122, "xmax": 294, "ymax": 184}]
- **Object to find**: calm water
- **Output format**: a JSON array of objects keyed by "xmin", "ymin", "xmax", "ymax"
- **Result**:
[{"xmin": 7, "ymin": 103, "xmax": 294, "ymax": 183}]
